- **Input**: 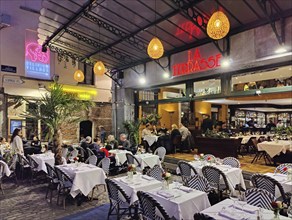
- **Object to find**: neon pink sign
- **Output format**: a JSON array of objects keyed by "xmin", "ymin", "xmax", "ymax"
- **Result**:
[
  {"xmin": 175, "ymin": 21, "xmax": 201, "ymax": 39},
  {"xmin": 25, "ymin": 42, "xmax": 50, "ymax": 64}
]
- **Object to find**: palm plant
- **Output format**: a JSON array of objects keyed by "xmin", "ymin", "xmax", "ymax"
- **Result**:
[
  {"xmin": 123, "ymin": 120, "xmax": 141, "ymax": 146},
  {"xmin": 14, "ymin": 80, "xmax": 93, "ymax": 164}
]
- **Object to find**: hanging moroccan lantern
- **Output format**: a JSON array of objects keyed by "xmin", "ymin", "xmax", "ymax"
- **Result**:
[
  {"xmin": 147, "ymin": 37, "xmax": 164, "ymax": 59},
  {"xmin": 207, "ymin": 11, "xmax": 230, "ymax": 40},
  {"xmin": 94, "ymin": 61, "xmax": 106, "ymax": 76},
  {"xmin": 73, "ymin": 69, "xmax": 84, "ymax": 82}
]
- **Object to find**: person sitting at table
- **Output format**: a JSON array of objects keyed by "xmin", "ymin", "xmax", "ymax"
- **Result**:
[
  {"xmin": 31, "ymin": 135, "xmax": 41, "ymax": 154},
  {"xmin": 81, "ymin": 136, "xmax": 91, "ymax": 158},
  {"xmin": 141, "ymin": 123, "xmax": 152, "ymax": 138},
  {"xmin": 170, "ymin": 124, "xmax": 181, "ymax": 142},
  {"xmin": 158, "ymin": 124, "xmax": 168, "ymax": 135},
  {"xmin": 276, "ymin": 120, "xmax": 284, "ymax": 128},
  {"xmin": 266, "ymin": 119, "xmax": 276, "ymax": 132},
  {"xmin": 0, "ymin": 137, "xmax": 9, "ymax": 156},
  {"xmin": 106, "ymin": 135, "xmax": 119, "ymax": 149},
  {"xmin": 152, "ymin": 125, "xmax": 158, "ymax": 135},
  {"xmin": 118, "ymin": 133, "xmax": 137, "ymax": 154},
  {"xmin": 89, "ymin": 137, "xmax": 102, "ymax": 153}
]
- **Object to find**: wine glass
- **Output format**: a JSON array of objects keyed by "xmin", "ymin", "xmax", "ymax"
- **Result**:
[{"xmin": 194, "ymin": 154, "xmax": 199, "ymax": 161}]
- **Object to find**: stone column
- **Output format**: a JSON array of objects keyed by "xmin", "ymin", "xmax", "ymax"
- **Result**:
[{"xmin": 0, "ymin": 88, "xmax": 8, "ymax": 138}]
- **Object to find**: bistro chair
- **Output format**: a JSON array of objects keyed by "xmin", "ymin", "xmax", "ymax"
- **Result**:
[
  {"xmin": 177, "ymin": 160, "xmax": 197, "ymax": 185},
  {"xmin": 202, "ymin": 165, "xmax": 230, "ymax": 201},
  {"xmin": 87, "ymin": 148, "xmax": 95, "ymax": 157},
  {"xmin": 222, "ymin": 157, "xmax": 240, "ymax": 168},
  {"xmin": 172, "ymin": 135, "xmax": 182, "ymax": 154},
  {"xmin": 75, "ymin": 146, "xmax": 86, "ymax": 162},
  {"xmin": 106, "ymin": 179, "xmax": 133, "ymax": 220},
  {"xmin": 125, "ymin": 153, "xmax": 142, "ymax": 172},
  {"xmin": 185, "ymin": 174, "xmax": 212, "ymax": 193},
  {"xmin": 251, "ymin": 138, "xmax": 272, "ymax": 165},
  {"xmin": 27, "ymin": 155, "xmax": 39, "ymax": 183},
  {"xmin": 97, "ymin": 157, "xmax": 110, "ymax": 176},
  {"xmin": 54, "ymin": 166, "xmax": 74, "ymax": 209},
  {"xmin": 154, "ymin": 146, "xmax": 166, "ymax": 163},
  {"xmin": 274, "ymin": 163, "xmax": 292, "ymax": 175},
  {"xmin": 17, "ymin": 154, "xmax": 32, "ymax": 181},
  {"xmin": 61, "ymin": 148, "xmax": 68, "ymax": 160},
  {"xmin": 85, "ymin": 155, "xmax": 97, "ymax": 166},
  {"xmin": 146, "ymin": 164, "xmax": 164, "ymax": 181},
  {"xmin": 251, "ymin": 173, "xmax": 291, "ymax": 205},
  {"xmin": 45, "ymin": 162, "xmax": 59, "ymax": 203},
  {"xmin": 68, "ymin": 149, "xmax": 79, "ymax": 163},
  {"xmin": 0, "ymin": 160, "xmax": 9, "ymax": 195},
  {"xmin": 137, "ymin": 191, "xmax": 173, "ymax": 220},
  {"xmin": 193, "ymin": 213, "xmax": 215, "ymax": 220},
  {"xmin": 245, "ymin": 188, "xmax": 275, "ymax": 210}
]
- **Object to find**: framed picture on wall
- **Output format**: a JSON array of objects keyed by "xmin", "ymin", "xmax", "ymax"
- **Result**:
[{"xmin": 10, "ymin": 119, "xmax": 22, "ymax": 134}]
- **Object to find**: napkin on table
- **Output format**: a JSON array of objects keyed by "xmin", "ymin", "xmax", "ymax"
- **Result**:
[
  {"xmin": 157, "ymin": 190, "xmax": 174, "ymax": 199},
  {"xmin": 218, "ymin": 209, "xmax": 247, "ymax": 220},
  {"xmin": 231, "ymin": 204, "xmax": 258, "ymax": 213},
  {"xmin": 142, "ymin": 175, "xmax": 153, "ymax": 181},
  {"xmin": 178, "ymin": 186, "xmax": 193, "ymax": 193}
]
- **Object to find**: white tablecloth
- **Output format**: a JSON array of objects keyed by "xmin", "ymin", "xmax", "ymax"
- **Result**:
[
  {"xmin": 135, "ymin": 153, "xmax": 161, "ymax": 169},
  {"xmin": 264, "ymin": 173, "xmax": 292, "ymax": 198},
  {"xmin": 148, "ymin": 183, "xmax": 211, "ymax": 220},
  {"xmin": 113, "ymin": 175, "xmax": 162, "ymax": 205},
  {"xmin": 0, "ymin": 160, "xmax": 11, "ymax": 177},
  {"xmin": 31, "ymin": 153, "xmax": 55, "ymax": 173},
  {"xmin": 258, "ymin": 141, "xmax": 291, "ymax": 158},
  {"xmin": 143, "ymin": 135, "xmax": 159, "ymax": 146},
  {"xmin": 176, "ymin": 161, "xmax": 246, "ymax": 192},
  {"xmin": 201, "ymin": 199, "xmax": 290, "ymax": 220},
  {"xmin": 108, "ymin": 150, "xmax": 132, "ymax": 166},
  {"xmin": 57, "ymin": 163, "xmax": 106, "ymax": 198}
]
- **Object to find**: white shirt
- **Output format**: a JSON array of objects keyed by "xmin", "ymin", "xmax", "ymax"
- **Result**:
[
  {"xmin": 11, "ymin": 135, "xmax": 24, "ymax": 155},
  {"xmin": 141, "ymin": 128, "xmax": 152, "ymax": 139},
  {"xmin": 179, "ymin": 126, "xmax": 190, "ymax": 141}
]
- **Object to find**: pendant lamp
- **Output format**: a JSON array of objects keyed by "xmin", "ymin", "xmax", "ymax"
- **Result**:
[
  {"xmin": 147, "ymin": 37, "xmax": 164, "ymax": 59},
  {"xmin": 74, "ymin": 69, "xmax": 84, "ymax": 82},
  {"xmin": 94, "ymin": 61, "xmax": 106, "ymax": 76},
  {"xmin": 207, "ymin": 11, "xmax": 230, "ymax": 40}
]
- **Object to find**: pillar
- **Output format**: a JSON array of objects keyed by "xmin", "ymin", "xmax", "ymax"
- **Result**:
[
  {"xmin": 219, "ymin": 104, "xmax": 228, "ymax": 123},
  {"xmin": 194, "ymin": 101, "xmax": 211, "ymax": 129}
]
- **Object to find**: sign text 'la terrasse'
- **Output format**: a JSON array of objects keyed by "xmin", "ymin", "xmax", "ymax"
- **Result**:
[{"xmin": 172, "ymin": 48, "xmax": 222, "ymax": 77}]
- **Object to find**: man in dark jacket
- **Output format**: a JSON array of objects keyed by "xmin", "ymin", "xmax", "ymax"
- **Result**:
[{"xmin": 201, "ymin": 115, "xmax": 213, "ymax": 132}]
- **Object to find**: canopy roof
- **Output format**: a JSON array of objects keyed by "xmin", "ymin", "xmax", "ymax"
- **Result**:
[{"xmin": 38, "ymin": 0, "xmax": 292, "ymax": 71}]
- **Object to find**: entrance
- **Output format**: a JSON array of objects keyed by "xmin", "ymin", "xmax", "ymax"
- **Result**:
[{"xmin": 79, "ymin": 120, "xmax": 92, "ymax": 140}]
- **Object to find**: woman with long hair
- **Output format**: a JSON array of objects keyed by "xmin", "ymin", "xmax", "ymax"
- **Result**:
[{"xmin": 10, "ymin": 128, "xmax": 24, "ymax": 155}]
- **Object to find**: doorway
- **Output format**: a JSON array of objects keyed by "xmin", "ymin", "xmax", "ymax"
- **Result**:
[{"xmin": 79, "ymin": 120, "xmax": 92, "ymax": 140}]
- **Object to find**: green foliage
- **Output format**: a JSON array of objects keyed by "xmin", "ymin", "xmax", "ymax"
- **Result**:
[
  {"xmin": 204, "ymin": 129, "xmax": 230, "ymax": 139},
  {"xmin": 13, "ymin": 81, "xmax": 93, "ymax": 141},
  {"xmin": 123, "ymin": 120, "xmax": 141, "ymax": 146},
  {"xmin": 272, "ymin": 126, "xmax": 292, "ymax": 135},
  {"xmin": 140, "ymin": 113, "xmax": 161, "ymax": 125}
]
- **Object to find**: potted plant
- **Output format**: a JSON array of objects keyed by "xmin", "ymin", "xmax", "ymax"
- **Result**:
[{"xmin": 123, "ymin": 120, "xmax": 141, "ymax": 146}]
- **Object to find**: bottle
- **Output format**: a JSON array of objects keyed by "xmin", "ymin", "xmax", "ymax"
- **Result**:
[{"xmin": 287, "ymin": 199, "xmax": 292, "ymax": 218}]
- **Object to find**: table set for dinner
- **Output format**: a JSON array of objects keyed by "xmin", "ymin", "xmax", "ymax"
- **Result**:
[
  {"xmin": 263, "ymin": 172, "xmax": 292, "ymax": 198},
  {"xmin": 31, "ymin": 152, "xmax": 55, "ymax": 173},
  {"xmin": 143, "ymin": 134, "xmax": 159, "ymax": 146},
  {"xmin": 56, "ymin": 162, "xmax": 106, "ymax": 198},
  {"xmin": 108, "ymin": 149, "xmax": 132, "ymax": 166},
  {"xmin": 134, "ymin": 153, "xmax": 161, "ymax": 169},
  {"xmin": 112, "ymin": 174, "xmax": 211, "ymax": 219},
  {"xmin": 257, "ymin": 140, "xmax": 292, "ymax": 158},
  {"xmin": 176, "ymin": 160, "xmax": 246, "ymax": 193}
]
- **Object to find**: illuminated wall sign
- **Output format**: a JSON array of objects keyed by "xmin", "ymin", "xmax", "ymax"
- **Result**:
[
  {"xmin": 50, "ymin": 84, "xmax": 98, "ymax": 100},
  {"xmin": 171, "ymin": 47, "xmax": 222, "ymax": 77},
  {"xmin": 175, "ymin": 21, "xmax": 201, "ymax": 39},
  {"xmin": 25, "ymin": 30, "xmax": 50, "ymax": 79}
]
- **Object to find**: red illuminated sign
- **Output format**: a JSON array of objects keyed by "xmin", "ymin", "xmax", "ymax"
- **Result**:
[
  {"xmin": 172, "ymin": 48, "xmax": 222, "ymax": 77},
  {"xmin": 175, "ymin": 21, "xmax": 201, "ymax": 39}
]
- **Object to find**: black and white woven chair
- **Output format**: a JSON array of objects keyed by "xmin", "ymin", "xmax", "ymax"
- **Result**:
[
  {"xmin": 203, "ymin": 154, "xmax": 216, "ymax": 161},
  {"xmin": 154, "ymin": 147, "xmax": 166, "ymax": 163},
  {"xmin": 87, "ymin": 148, "xmax": 95, "ymax": 157},
  {"xmin": 125, "ymin": 153, "xmax": 142, "ymax": 172},
  {"xmin": 222, "ymin": 157, "xmax": 240, "ymax": 168},
  {"xmin": 27, "ymin": 155, "xmax": 39, "ymax": 183},
  {"xmin": 54, "ymin": 166, "xmax": 74, "ymax": 209},
  {"xmin": 146, "ymin": 164, "xmax": 164, "ymax": 181},
  {"xmin": 106, "ymin": 179, "xmax": 134, "ymax": 220},
  {"xmin": 274, "ymin": 163, "xmax": 292, "ymax": 175},
  {"xmin": 202, "ymin": 165, "xmax": 230, "ymax": 201},
  {"xmin": 178, "ymin": 160, "xmax": 198, "ymax": 185},
  {"xmin": 251, "ymin": 173, "xmax": 291, "ymax": 205},
  {"xmin": 193, "ymin": 213, "xmax": 215, "ymax": 220},
  {"xmin": 45, "ymin": 162, "xmax": 59, "ymax": 203},
  {"xmin": 137, "ymin": 191, "xmax": 173, "ymax": 220},
  {"xmin": 245, "ymin": 188, "xmax": 275, "ymax": 210},
  {"xmin": 185, "ymin": 174, "xmax": 212, "ymax": 193},
  {"xmin": 98, "ymin": 157, "xmax": 111, "ymax": 176},
  {"xmin": 85, "ymin": 155, "xmax": 97, "ymax": 166},
  {"xmin": 75, "ymin": 146, "xmax": 86, "ymax": 162}
]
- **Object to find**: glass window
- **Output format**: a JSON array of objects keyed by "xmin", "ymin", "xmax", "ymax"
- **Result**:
[
  {"xmin": 158, "ymin": 84, "xmax": 186, "ymax": 100},
  {"xmin": 193, "ymin": 78, "xmax": 221, "ymax": 96},
  {"xmin": 232, "ymin": 65, "xmax": 291, "ymax": 91}
]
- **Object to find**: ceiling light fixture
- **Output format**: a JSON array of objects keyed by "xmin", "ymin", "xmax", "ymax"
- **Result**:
[
  {"xmin": 147, "ymin": 0, "xmax": 164, "ymax": 59},
  {"xmin": 139, "ymin": 77, "xmax": 146, "ymax": 84},
  {"xmin": 207, "ymin": 11, "xmax": 230, "ymax": 40},
  {"xmin": 74, "ymin": 69, "xmax": 85, "ymax": 82},
  {"xmin": 94, "ymin": 61, "xmax": 106, "ymax": 76},
  {"xmin": 221, "ymin": 57, "xmax": 232, "ymax": 67},
  {"xmin": 163, "ymin": 72, "xmax": 170, "ymax": 78}
]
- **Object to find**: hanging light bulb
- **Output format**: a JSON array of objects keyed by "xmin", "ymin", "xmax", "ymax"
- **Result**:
[
  {"xmin": 94, "ymin": 61, "xmax": 106, "ymax": 76},
  {"xmin": 74, "ymin": 69, "xmax": 84, "ymax": 82},
  {"xmin": 207, "ymin": 11, "xmax": 230, "ymax": 40},
  {"xmin": 147, "ymin": 37, "xmax": 164, "ymax": 59}
]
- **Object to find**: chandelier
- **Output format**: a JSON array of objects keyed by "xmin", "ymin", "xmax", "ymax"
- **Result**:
[
  {"xmin": 94, "ymin": 61, "xmax": 106, "ymax": 76},
  {"xmin": 207, "ymin": 11, "xmax": 230, "ymax": 40},
  {"xmin": 73, "ymin": 69, "xmax": 84, "ymax": 82},
  {"xmin": 147, "ymin": 37, "xmax": 164, "ymax": 59}
]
